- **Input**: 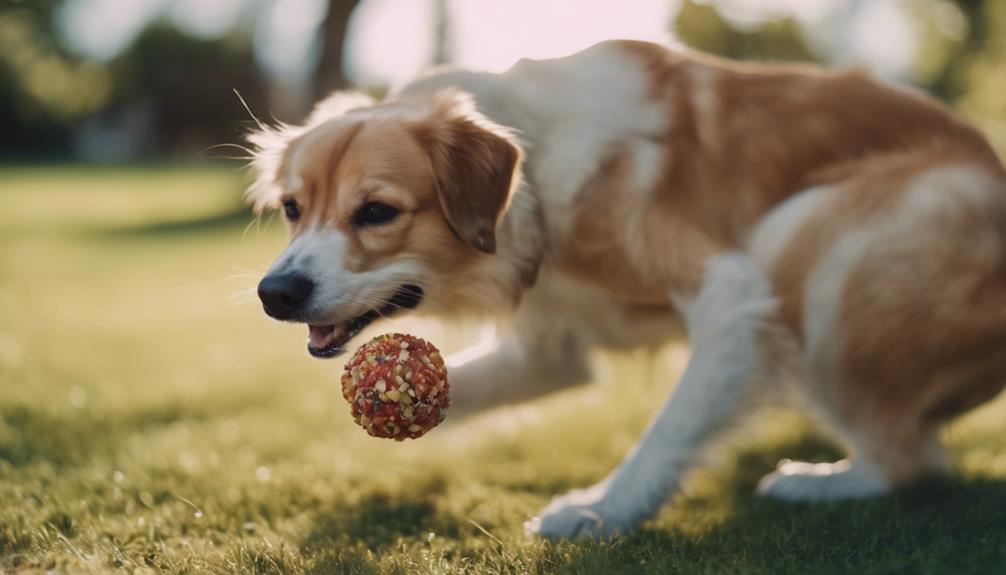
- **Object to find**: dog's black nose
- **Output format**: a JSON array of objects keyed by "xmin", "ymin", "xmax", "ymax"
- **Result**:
[{"xmin": 257, "ymin": 273, "xmax": 314, "ymax": 319}]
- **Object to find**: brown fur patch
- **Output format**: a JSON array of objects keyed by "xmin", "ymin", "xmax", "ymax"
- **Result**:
[
  {"xmin": 837, "ymin": 175, "xmax": 1006, "ymax": 419},
  {"xmin": 557, "ymin": 42, "xmax": 1006, "ymax": 460},
  {"xmin": 557, "ymin": 150, "xmax": 679, "ymax": 303},
  {"xmin": 767, "ymin": 148, "xmax": 968, "ymax": 335},
  {"xmin": 605, "ymin": 42, "xmax": 1004, "ymax": 301}
]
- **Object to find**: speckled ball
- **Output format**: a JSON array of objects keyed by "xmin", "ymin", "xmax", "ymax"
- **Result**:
[{"xmin": 340, "ymin": 333, "xmax": 450, "ymax": 440}]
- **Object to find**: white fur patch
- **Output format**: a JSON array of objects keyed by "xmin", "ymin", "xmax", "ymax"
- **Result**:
[
  {"xmin": 801, "ymin": 228, "xmax": 875, "ymax": 380},
  {"xmin": 690, "ymin": 65, "xmax": 720, "ymax": 150},
  {"xmin": 629, "ymin": 140, "xmax": 666, "ymax": 196},
  {"xmin": 906, "ymin": 165, "xmax": 1002, "ymax": 215},
  {"xmin": 749, "ymin": 185, "xmax": 835, "ymax": 270},
  {"xmin": 503, "ymin": 42, "xmax": 669, "ymax": 208}
]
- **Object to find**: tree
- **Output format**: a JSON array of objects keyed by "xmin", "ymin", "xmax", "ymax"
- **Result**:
[{"xmin": 313, "ymin": 0, "xmax": 362, "ymax": 101}]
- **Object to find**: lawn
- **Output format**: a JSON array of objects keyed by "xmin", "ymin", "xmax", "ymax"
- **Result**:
[{"xmin": 1, "ymin": 165, "xmax": 1005, "ymax": 574}]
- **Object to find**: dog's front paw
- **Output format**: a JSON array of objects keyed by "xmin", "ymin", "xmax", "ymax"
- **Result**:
[{"xmin": 525, "ymin": 485, "xmax": 636, "ymax": 541}]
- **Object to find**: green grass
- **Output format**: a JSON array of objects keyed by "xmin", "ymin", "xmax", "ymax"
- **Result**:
[{"xmin": 1, "ymin": 164, "xmax": 1005, "ymax": 574}]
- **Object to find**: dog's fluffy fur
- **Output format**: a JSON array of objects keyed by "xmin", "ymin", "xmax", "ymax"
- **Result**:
[{"xmin": 248, "ymin": 41, "xmax": 1006, "ymax": 539}]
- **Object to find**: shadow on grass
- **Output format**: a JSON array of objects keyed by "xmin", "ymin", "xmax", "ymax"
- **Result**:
[
  {"xmin": 302, "ymin": 476, "xmax": 457, "ymax": 553},
  {"xmin": 295, "ymin": 433, "xmax": 1006, "ymax": 575},
  {"xmin": 0, "ymin": 396, "xmax": 266, "ymax": 468},
  {"xmin": 547, "ymin": 495, "xmax": 1006, "ymax": 575},
  {"xmin": 598, "ymin": 477, "xmax": 1006, "ymax": 575},
  {"xmin": 94, "ymin": 205, "xmax": 255, "ymax": 239},
  {"xmin": 299, "ymin": 474, "xmax": 481, "ymax": 574},
  {"xmin": 547, "ymin": 435, "xmax": 1006, "ymax": 575}
]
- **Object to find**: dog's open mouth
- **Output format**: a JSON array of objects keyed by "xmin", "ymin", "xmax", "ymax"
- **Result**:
[{"xmin": 306, "ymin": 284, "xmax": 423, "ymax": 359}]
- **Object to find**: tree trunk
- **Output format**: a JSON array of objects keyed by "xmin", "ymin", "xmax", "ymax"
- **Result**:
[
  {"xmin": 432, "ymin": 0, "xmax": 450, "ymax": 65},
  {"xmin": 314, "ymin": 0, "xmax": 361, "ymax": 101}
]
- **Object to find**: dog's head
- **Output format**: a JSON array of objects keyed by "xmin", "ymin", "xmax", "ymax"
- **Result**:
[{"xmin": 246, "ymin": 90, "xmax": 527, "ymax": 358}]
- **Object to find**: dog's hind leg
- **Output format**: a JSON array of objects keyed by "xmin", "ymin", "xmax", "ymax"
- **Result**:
[
  {"xmin": 757, "ymin": 164, "xmax": 1006, "ymax": 502},
  {"xmin": 528, "ymin": 253, "xmax": 779, "ymax": 540}
]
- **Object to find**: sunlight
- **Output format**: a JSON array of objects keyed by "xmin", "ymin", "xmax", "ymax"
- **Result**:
[
  {"xmin": 54, "ymin": 0, "xmax": 924, "ymax": 87},
  {"xmin": 450, "ymin": 0, "xmax": 679, "ymax": 72},
  {"xmin": 57, "ymin": 0, "xmax": 167, "ymax": 61},
  {"xmin": 344, "ymin": 0, "xmax": 436, "ymax": 87},
  {"xmin": 254, "ymin": 0, "xmax": 329, "ymax": 80},
  {"xmin": 715, "ymin": 0, "xmax": 840, "ymax": 28},
  {"xmin": 167, "ymin": 0, "xmax": 247, "ymax": 40},
  {"xmin": 342, "ymin": 0, "xmax": 921, "ymax": 86},
  {"xmin": 344, "ymin": 0, "xmax": 678, "ymax": 86},
  {"xmin": 445, "ymin": 324, "xmax": 499, "ymax": 368},
  {"xmin": 849, "ymin": 0, "xmax": 917, "ymax": 79}
]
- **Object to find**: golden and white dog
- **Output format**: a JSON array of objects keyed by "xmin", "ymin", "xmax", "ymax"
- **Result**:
[{"xmin": 248, "ymin": 40, "xmax": 1006, "ymax": 540}]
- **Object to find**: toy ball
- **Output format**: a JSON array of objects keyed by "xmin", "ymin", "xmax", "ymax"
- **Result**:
[{"xmin": 340, "ymin": 333, "xmax": 450, "ymax": 440}]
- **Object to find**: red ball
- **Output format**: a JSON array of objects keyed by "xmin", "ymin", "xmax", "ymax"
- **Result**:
[{"xmin": 340, "ymin": 333, "xmax": 450, "ymax": 440}]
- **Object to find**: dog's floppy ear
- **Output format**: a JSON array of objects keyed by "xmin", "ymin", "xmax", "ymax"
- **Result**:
[{"xmin": 411, "ymin": 91, "xmax": 522, "ymax": 254}]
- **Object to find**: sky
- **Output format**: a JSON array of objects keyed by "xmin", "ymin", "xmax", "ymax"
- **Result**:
[{"xmin": 54, "ymin": 0, "xmax": 945, "ymax": 87}]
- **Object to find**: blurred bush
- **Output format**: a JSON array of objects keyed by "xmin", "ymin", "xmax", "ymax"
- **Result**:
[
  {"xmin": 99, "ymin": 25, "xmax": 267, "ymax": 158},
  {"xmin": 0, "ymin": 2, "xmax": 109, "ymax": 157},
  {"xmin": 0, "ymin": 0, "xmax": 1004, "ymax": 162}
]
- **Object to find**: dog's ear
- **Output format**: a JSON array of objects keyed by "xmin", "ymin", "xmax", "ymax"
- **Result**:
[
  {"xmin": 244, "ymin": 91, "xmax": 374, "ymax": 212},
  {"xmin": 411, "ymin": 91, "xmax": 522, "ymax": 254}
]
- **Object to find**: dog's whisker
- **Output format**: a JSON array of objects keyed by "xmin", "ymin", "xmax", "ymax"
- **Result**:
[
  {"xmin": 227, "ymin": 287, "xmax": 259, "ymax": 301},
  {"xmin": 223, "ymin": 268, "xmax": 265, "ymax": 277},
  {"xmin": 234, "ymin": 88, "xmax": 266, "ymax": 131},
  {"xmin": 203, "ymin": 142, "xmax": 256, "ymax": 155},
  {"xmin": 206, "ymin": 154, "xmax": 255, "ymax": 161},
  {"xmin": 241, "ymin": 215, "xmax": 262, "ymax": 240},
  {"xmin": 218, "ymin": 274, "xmax": 261, "ymax": 283}
]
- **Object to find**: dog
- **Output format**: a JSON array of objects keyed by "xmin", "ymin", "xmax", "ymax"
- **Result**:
[{"xmin": 247, "ymin": 40, "xmax": 1006, "ymax": 540}]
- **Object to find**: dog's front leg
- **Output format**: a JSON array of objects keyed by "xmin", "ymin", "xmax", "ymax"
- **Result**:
[
  {"xmin": 446, "ymin": 325, "xmax": 592, "ymax": 419},
  {"xmin": 528, "ymin": 254, "xmax": 777, "ymax": 540}
]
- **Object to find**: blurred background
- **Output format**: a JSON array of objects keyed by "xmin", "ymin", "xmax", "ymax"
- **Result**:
[
  {"xmin": 2, "ymin": 0, "xmax": 1006, "ymax": 163},
  {"xmin": 3, "ymin": 2, "xmax": 1006, "ymax": 573}
]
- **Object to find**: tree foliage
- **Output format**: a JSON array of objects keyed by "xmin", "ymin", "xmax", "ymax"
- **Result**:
[{"xmin": 1, "ymin": 0, "xmax": 1004, "ymax": 160}]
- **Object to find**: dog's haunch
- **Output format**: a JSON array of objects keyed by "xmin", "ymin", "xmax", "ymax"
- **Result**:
[{"xmin": 340, "ymin": 333, "xmax": 450, "ymax": 440}]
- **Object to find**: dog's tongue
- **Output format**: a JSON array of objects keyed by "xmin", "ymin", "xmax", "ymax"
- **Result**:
[{"xmin": 308, "ymin": 324, "xmax": 339, "ymax": 348}]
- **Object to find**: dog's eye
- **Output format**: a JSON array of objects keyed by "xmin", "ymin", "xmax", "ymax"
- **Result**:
[
  {"xmin": 354, "ymin": 202, "xmax": 399, "ymax": 226},
  {"xmin": 282, "ymin": 199, "xmax": 300, "ymax": 221}
]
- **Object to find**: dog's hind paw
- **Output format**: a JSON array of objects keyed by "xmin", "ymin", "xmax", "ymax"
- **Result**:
[{"xmin": 756, "ymin": 459, "xmax": 891, "ymax": 502}]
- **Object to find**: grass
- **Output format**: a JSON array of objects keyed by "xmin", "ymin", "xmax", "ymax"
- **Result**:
[{"xmin": 1, "ymin": 164, "xmax": 1005, "ymax": 574}]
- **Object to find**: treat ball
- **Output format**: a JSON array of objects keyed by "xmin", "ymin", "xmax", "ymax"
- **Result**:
[{"xmin": 340, "ymin": 333, "xmax": 450, "ymax": 440}]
